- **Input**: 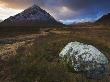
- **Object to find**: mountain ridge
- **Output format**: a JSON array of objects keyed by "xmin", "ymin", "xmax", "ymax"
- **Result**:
[{"xmin": 96, "ymin": 13, "xmax": 110, "ymax": 26}]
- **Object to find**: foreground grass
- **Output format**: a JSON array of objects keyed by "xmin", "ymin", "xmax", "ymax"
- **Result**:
[{"xmin": 0, "ymin": 27, "xmax": 110, "ymax": 82}]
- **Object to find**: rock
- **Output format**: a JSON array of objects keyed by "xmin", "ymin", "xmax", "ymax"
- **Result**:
[{"xmin": 59, "ymin": 42, "xmax": 109, "ymax": 78}]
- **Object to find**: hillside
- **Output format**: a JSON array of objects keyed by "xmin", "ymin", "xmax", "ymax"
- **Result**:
[{"xmin": 96, "ymin": 13, "xmax": 110, "ymax": 26}]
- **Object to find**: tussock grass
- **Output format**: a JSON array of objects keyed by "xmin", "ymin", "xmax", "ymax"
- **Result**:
[{"xmin": 0, "ymin": 27, "xmax": 110, "ymax": 82}]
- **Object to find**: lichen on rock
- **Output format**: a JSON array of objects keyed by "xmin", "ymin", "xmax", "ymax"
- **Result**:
[{"xmin": 59, "ymin": 41, "xmax": 109, "ymax": 78}]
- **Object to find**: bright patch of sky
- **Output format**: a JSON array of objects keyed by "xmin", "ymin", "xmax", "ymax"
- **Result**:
[{"xmin": 0, "ymin": 7, "xmax": 22, "ymax": 20}]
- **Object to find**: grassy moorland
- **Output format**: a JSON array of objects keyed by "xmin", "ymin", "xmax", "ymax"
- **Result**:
[{"xmin": 0, "ymin": 25, "xmax": 110, "ymax": 82}]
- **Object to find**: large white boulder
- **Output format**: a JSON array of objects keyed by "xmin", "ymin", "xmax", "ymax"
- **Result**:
[{"xmin": 59, "ymin": 42, "xmax": 109, "ymax": 78}]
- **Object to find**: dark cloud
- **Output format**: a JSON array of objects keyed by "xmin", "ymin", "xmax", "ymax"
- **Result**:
[
  {"xmin": 0, "ymin": 0, "xmax": 110, "ymax": 21},
  {"xmin": 36, "ymin": 0, "xmax": 110, "ymax": 20}
]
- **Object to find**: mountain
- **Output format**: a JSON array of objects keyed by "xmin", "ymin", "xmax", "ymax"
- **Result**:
[
  {"xmin": 1, "ymin": 5, "xmax": 62, "ymax": 26},
  {"xmin": 96, "ymin": 13, "xmax": 110, "ymax": 25}
]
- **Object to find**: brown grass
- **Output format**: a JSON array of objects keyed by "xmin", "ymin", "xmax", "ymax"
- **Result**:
[{"xmin": 0, "ymin": 25, "xmax": 110, "ymax": 82}]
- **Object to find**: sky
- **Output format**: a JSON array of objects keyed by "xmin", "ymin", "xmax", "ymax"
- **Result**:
[{"xmin": 0, "ymin": 0, "xmax": 110, "ymax": 24}]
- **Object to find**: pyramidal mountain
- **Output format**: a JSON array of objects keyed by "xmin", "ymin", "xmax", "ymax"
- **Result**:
[{"xmin": 1, "ymin": 5, "xmax": 62, "ymax": 26}]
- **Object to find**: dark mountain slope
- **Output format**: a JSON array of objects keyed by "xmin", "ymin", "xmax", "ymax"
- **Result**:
[{"xmin": 96, "ymin": 13, "xmax": 110, "ymax": 26}]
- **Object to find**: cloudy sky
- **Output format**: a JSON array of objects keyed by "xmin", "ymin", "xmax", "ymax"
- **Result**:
[{"xmin": 0, "ymin": 0, "xmax": 110, "ymax": 23}]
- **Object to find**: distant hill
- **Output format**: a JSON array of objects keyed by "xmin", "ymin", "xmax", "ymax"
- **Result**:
[
  {"xmin": 69, "ymin": 22, "xmax": 93, "ymax": 28},
  {"xmin": 96, "ymin": 13, "xmax": 110, "ymax": 26},
  {"xmin": 1, "ymin": 5, "xmax": 62, "ymax": 27}
]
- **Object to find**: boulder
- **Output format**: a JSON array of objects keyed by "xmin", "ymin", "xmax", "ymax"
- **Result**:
[{"xmin": 59, "ymin": 42, "xmax": 109, "ymax": 78}]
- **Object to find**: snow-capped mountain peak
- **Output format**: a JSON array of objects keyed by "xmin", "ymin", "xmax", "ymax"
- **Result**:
[{"xmin": 1, "ymin": 5, "xmax": 62, "ymax": 26}]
